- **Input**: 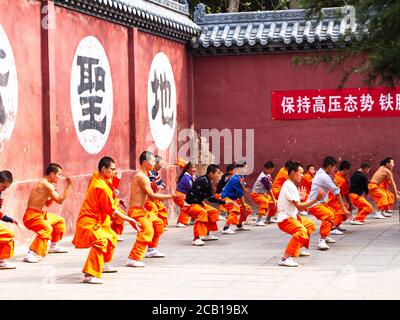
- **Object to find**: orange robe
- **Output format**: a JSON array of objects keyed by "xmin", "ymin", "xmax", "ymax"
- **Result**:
[
  {"xmin": 107, "ymin": 176, "xmax": 125, "ymax": 236},
  {"xmin": 380, "ymin": 180, "xmax": 395, "ymax": 210},
  {"xmin": 270, "ymin": 167, "xmax": 288, "ymax": 217},
  {"xmin": 298, "ymin": 172, "xmax": 313, "ymax": 198},
  {"xmin": 186, "ymin": 203, "xmax": 219, "ymax": 237},
  {"xmin": 23, "ymin": 209, "xmax": 66, "ymax": 257},
  {"xmin": 278, "ymin": 214, "xmax": 316, "ymax": 257},
  {"xmin": 72, "ymin": 172, "xmax": 118, "ymax": 279},
  {"xmin": 144, "ymin": 199, "xmax": 169, "ymax": 228},
  {"xmin": 350, "ymin": 193, "xmax": 374, "ymax": 222},
  {"xmin": 0, "ymin": 212, "xmax": 14, "ymax": 260},
  {"xmin": 327, "ymin": 172, "xmax": 349, "ymax": 226},
  {"xmin": 250, "ymin": 192, "xmax": 275, "ymax": 217},
  {"xmin": 368, "ymin": 182, "xmax": 389, "ymax": 211},
  {"xmin": 271, "ymin": 167, "xmax": 288, "ymax": 199},
  {"xmin": 127, "ymin": 206, "xmax": 164, "ymax": 261},
  {"xmin": 174, "ymin": 191, "xmax": 191, "ymax": 225},
  {"xmin": 307, "ymin": 204, "xmax": 335, "ymax": 237},
  {"xmin": 221, "ymin": 198, "xmax": 252, "ymax": 225}
]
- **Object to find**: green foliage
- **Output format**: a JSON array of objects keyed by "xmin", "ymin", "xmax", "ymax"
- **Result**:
[
  {"xmin": 188, "ymin": 0, "xmax": 290, "ymax": 15},
  {"xmin": 297, "ymin": 0, "xmax": 400, "ymax": 86}
]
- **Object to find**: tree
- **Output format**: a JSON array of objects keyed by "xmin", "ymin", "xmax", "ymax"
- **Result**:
[
  {"xmin": 297, "ymin": 0, "xmax": 400, "ymax": 87},
  {"xmin": 188, "ymin": 1, "xmax": 290, "ymax": 15}
]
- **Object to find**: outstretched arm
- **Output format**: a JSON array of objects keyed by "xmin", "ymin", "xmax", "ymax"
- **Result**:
[{"xmin": 139, "ymin": 175, "xmax": 172, "ymax": 201}]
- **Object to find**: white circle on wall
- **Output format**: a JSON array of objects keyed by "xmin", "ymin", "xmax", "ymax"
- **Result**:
[
  {"xmin": 0, "ymin": 24, "xmax": 18, "ymax": 152},
  {"xmin": 70, "ymin": 36, "xmax": 113, "ymax": 155},
  {"xmin": 147, "ymin": 52, "xmax": 177, "ymax": 151}
]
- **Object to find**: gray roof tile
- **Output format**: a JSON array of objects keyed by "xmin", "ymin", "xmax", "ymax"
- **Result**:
[
  {"xmin": 54, "ymin": 0, "xmax": 201, "ymax": 42},
  {"xmin": 191, "ymin": 3, "xmax": 358, "ymax": 53}
]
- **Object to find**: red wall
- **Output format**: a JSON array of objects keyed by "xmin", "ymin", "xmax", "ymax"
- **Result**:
[
  {"xmin": 0, "ymin": 0, "xmax": 189, "ymax": 242},
  {"xmin": 133, "ymin": 30, "xmax": 190, "ymax": 214},
  {"xmin": 192, "ymin": 53, "xmax": 400, "ymax": 184}
]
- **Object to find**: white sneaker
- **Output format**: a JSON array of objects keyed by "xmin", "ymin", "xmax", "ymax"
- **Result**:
[
  {"xmin": 299, "ymin": 248, "xmax": 310, "ymax": 257},
  {"xmin": 102, "ymin": 263, "xmax": 118, "ymax": 273},
  {"xmin": 351, "ymin": 220, "xmax": 364, "ymax": 225},
  {"xmin": 176, "ymin": 223, "xmax": 186, "ymax": 228},
  {"xmin": 278, "ymin": 257, "xmax": 299, "ymax": 267},
  {"xmin": 318, "ymin": 240, "xmax": 330, "ymax": 250},
  {"xmin": 0, "ymin": 261, "xmax": 16, "ymax": 269},
  {"xmin": 82, "ymin": 276, "xmax": 103, "ymax": 284},
  {"xmin": 126, "ymin": 259, "xmax": 146, "ymax": 267},
  {"xmin": 325, "ymin": 237, "xmax": 336, "ymax": 243},
  {"xmin": 164, "ymin": 227, "xmax": 169, "ymax": 231},
  {"xmin": 330, "ymin": 228, "xmax": 344, "ymax": 235},
  {"xmin": 235, "ymin": 225, "xmax": 250, "ymax": 231},
  {"xmin": 299, "ymin": 211, "xmax": 308, "ymax": 216},
  {"xmin": 222, "ymin": 228, "xmax": 236, "ymax": 235},
  {"xmin": 145, "ymin": 249, "xmax": 166, "ymax": 258},
  {"xmin": 255, "ymin": 220, "xmax": 266, "ymax": 226},
  {"xmin": 117, "ymin": 236, "xmax": 124, "ymax": 242},
  {"xmin": 219, "ymin": 215, "xmax": 226, "ymax": 221},
  {"xmin": 382, "ymin": 211, "xmax": 392, "ymax": 217},
  {"xmin": 23, "ymin": 251, "xmax": 40, "ymax": 263},
  {"xmin": 192, "ymin": 239, "xmax": 205, "ymax": 246},
  {"xmin": 202, "ymin": 235, "xmax": 219, "ymax": 241},
  {"xmin": 374, "ymin": 211, "xmax": 386, "ymax": 219},
  {"xmin": 48, "ymin": 244, "xmax": 68, "ymax": 253}
]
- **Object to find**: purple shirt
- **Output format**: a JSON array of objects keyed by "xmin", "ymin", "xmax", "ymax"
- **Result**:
[{"xmin": 177, "ymin": 172, "xmax": 194, "ymax": 194}]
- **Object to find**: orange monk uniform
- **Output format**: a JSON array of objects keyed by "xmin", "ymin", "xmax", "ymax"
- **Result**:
[
  {"xmin": 186, "ymin": 203, "xmax": 219, "ymax": 237},
  {"xmin": 72, "ymin": 172, "xmax": 118, "ymax": 279},
  {"xmin": 23, "ymin": 209, "xmax": 66, "ymax": 257},
  {"xmin": 127, "ymin": 206, "xmax": 164, "ymax": 261},
  {"xmin": 0, "ymin": 213, "xmax": 14, "ymax": 261},
  {"xmin": 298, "ymin": 172, "xmax": 313, "ymax": 198},
  {"xmin": 107, "ymin": 176, "xmax": 125, "ymax": 236},
  {"xmin": 380, "ymin": 180, "xmax": 395, "ymax": 211},
  {"xmin": 270, "ymin": 167, "xmax": 288, "ymax": 217},
  {"xmin": 272, "ymin": 167, "xmax": 289, "ymax": 199},
  {"xmin": 221, "ymin": 198, "xmax": 252, "ymax": 226},
  {"xmin": 349, "ymin": 170, "xmax": 374, "ymax": 223},
  {"xmin": 368, "ymin": 182, "xmax": 389, "ymax": 211},
  {"xmin": 278, "ymin": 215, "xmax": 316, "ymax": 257},
  {"xmin": 277, "ymin": 180, "xmax": 316, "ymax": 257},
  {"xmin": 250, "ymin": 193, "xmax": 275, "ymax": 217},
  {"xmin": 327, "ymin": 172, "xmax": 350, "ymax": 226},
  {"xmin": 144, "ymin": 199, "xmax": 169, "ymax": 228}
]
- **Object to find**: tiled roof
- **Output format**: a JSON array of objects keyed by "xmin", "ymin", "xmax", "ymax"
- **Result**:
[
  {"xmin": 54, "ymin": 0, "xmax": 201, "ymax": 42},
  {"xmin": 191, "ymin": 4, "xmax": 358, "ymax": 54}
]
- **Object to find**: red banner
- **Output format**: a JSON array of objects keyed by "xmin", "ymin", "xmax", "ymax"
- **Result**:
[{"xmin": 271, "ymin": 87, "xmax": 400, "ymax": 120}]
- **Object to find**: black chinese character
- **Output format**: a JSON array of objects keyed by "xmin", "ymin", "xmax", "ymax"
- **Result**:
[
  {"xmin": 78, "ymin": 96, "xmax": 106, "ymax": 134},
  {"xmin": 151, "ymin": 70, "xmax": 174, "ymax": 128},
  {"xmin": 0, "ymin": 49, "xmax": 9, "ymax": 125},
  {"xmin": 76, "ymin": 55, "xmax": 107, "ymax": 133},
  {"xmin": 77, "ymin": 55, "xmax": 105, "ymax": 95}
]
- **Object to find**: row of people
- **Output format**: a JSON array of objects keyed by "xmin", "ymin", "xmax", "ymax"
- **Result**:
[{"xmin": 0, "ymin": 153, "xmax": 398, "ymax": 280}]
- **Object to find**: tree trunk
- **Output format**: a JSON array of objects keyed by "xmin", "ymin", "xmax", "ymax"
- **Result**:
[{"xmin": 228, "ymin": 0, "xmax": 240, "ymax": 13}]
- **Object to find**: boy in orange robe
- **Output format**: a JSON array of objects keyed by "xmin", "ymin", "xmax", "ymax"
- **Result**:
[{"xmin": 73, "ymin": 157, "xmax": 140, "ymax": 284}]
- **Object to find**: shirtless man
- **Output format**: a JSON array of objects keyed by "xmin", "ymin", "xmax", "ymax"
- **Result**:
[
  {"xmin": 368, "ymin": 157, "xmax": 400, "ymax": 219},
  {"xmin": 23, "ymin": 163, "xmax": 72, "ymax": 263},
  {"xmin": 126, "ymin": 151, "xmax": 176, "ymax": 267}
]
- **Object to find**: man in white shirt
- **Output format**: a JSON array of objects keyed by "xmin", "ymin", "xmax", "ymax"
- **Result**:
[
  {"xmin": 307, "ymin": 156, "xmax": 352, "ymax": 250},
  {"xmin": 277, "ymin": 162, "xmax": 324, "ymax": 267}
]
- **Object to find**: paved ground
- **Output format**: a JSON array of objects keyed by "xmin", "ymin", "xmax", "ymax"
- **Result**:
[{"xmin": 1, "ymin": 211, "xmax": 400, "ymax": 300}]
